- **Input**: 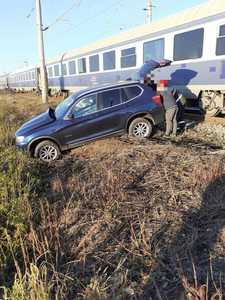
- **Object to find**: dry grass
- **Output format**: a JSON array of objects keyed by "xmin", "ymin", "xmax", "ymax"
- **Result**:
[{"xmin": 0, "ymin": 91, "xmax": 225, "ymax": 299}]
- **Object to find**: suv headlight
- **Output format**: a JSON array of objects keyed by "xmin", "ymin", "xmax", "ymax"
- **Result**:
[{"xmin": 16, "ymin": 136, "xmax": 25, "ymax": 143}]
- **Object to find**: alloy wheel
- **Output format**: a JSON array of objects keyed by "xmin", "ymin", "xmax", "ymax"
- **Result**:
[
  {"xmin": 39, "ymin": 145, "xmax": 58, "ymax": 162},
  {"xmin": 133, "ymin": 122, "xmax": 150, "ymax": 137}
]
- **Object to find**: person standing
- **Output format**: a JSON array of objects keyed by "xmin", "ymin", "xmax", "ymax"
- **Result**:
[
  {"xmin": 171, "ymin": 88, "xmax": 186, "ymax": 125},
  {"xmin": 158, "ymin": 80, "xmax": 178, "ymax": 137}
]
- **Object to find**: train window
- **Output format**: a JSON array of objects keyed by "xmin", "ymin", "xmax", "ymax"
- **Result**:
[
  {"xmin": 216, "ymin": 25, "xmax": 225, "ymax": 56},
  {"xmin": 78, "ymin": 58, "xmax": 87, "ymax": 74},
  {"xmin": 121, "ymin": 86, "xmax": 142, "ymax": 102},
  {"xmin": 62, "ymin": 63, "xmax": 68, "ymax": 76},
  {"xmin": 54, "ymin": 65, "xmax": 60, "ymax": 77},
  {"xmin": 89, "ymin": 54, "xmax": 99, "ymax": 72},
  {"xmin": 219, "ymin": 25, "xmax": 225, "ymax": 36},
  {"xmin": 143, "ymin": 38, "xmax": 164, "ymax": 62},
  {"xmin": 98, "ymin": 88, "xmax": 121, "ymax": 109},
  {"xmin": 69, "ymin": 61, "xmax": 76, "ymax": 75},
  {"xmin": 121, "ymin": 47, "xmax": 136, "ymax": 68},
  {"xmin": 48, "ymin": 67, "xmax": 53, "ymax": 78},
  {"xmin": 32, "ymin": 72, "xmax": 35, "ymax": 80},
  {"xmin": 174, "ymin": 28, "xmax": 204, "ymax": 61},
  {"xmin": 103, "ymin": 50, "xmax": 116, "ymax": 70}
]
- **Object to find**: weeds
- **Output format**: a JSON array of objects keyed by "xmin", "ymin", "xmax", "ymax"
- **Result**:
[{"xmin": 0, "ymin": 92, "xmax": 225, "ymax": 299}]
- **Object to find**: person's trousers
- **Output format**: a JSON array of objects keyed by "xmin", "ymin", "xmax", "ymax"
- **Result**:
[{"xmin": 165, "ymin": 106, "xmax": 178, "ymax": 135}]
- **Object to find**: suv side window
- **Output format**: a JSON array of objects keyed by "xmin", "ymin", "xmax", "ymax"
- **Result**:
[
  {"xmin": 121, "ymin": 86, "xmax": 142, "ymax": 102},
  {"xmin": 72, "ymin": 94, "xmax": 97, "ymax": 118},
  {"xmin": 98, "ymin": 88, "xmax": 121, "ymax": 109}
]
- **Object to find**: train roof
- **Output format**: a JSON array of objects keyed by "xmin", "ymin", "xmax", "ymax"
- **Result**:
[
  {"xmin": 0, "ymin": 73, "xmax": 9, "ymax": 78},
  {"xmin": 48, "ymin": 0, "xmax": 225, "ymax": 65},
  {"xmin": 9, "ymin": 65, "xmax": 37, "ymax": 76}
]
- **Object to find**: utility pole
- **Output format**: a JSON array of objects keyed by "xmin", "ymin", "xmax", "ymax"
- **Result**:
[
  {"xmin": 36, "ymin": 0, "xmax": 48, "ymax": 104},
  {"xmin": 144, "ymin": 0, "xmax": 153, "ymax": 24}
]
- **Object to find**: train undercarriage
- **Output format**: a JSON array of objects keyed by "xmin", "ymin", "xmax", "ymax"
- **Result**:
[{"xmin": 199, "ymin": 90, "xmax": 225, "ymax": 116}]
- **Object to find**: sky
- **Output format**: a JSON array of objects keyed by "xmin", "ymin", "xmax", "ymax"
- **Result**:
[{"xmin": 0, "ymin": 0, "xmax": 206, "ymax": 74}]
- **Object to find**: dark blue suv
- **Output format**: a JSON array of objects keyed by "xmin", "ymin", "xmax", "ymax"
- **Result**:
[{"xmin": 15, "ymin": 81, "xmax": 164, "ymax": 162}]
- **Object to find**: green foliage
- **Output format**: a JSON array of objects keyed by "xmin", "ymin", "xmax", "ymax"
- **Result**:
[
  {"xmin": 0, "ymin": 98, "xmax": 63, "ymax": 299},
  {"xmin": 2, "ymin": 264, "xmax": 51, "ymax": 300},
  {"xmin": 0, "ymin": 101, "xmax": 41, "ymax": 292}
]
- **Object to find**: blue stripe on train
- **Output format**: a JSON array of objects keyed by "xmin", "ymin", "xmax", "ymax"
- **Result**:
[
  {"xmin": 48, "ymin": 59, "xmax": 225, "ymax": 89},
  {"xmin": 10, "ymin": 59, "xmax": 225, "ymax": 94},
  {"xmin": 220, "ymin": 61, "xmax": 225, "ymax": 79}
]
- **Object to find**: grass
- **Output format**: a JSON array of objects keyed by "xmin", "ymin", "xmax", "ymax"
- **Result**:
[{"xmin": 0, "ymin": 91, "xmax": 225, "ymax": 299}]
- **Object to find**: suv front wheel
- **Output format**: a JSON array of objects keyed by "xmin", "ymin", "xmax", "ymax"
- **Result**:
[
  {"xmin": 34, "ymin": 140, "xmax": 61, "ymax": 162},
  {"xmin": 128, "ymin": 118, "xmax": 153, "ymax": 138}
]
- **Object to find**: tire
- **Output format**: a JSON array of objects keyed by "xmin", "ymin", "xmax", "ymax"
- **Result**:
[
  {"xmin": 128, "ymin": 118, "xmax": 153, "ymax": 138},
  {"xmin": 34, "ymin": 140, "xmax": 61, "ymax": 162}
]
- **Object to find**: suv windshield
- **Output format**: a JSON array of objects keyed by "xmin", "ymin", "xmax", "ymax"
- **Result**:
[{"xmin": 55, "ymin": 95, "xmax": 75, "ymax": 119}]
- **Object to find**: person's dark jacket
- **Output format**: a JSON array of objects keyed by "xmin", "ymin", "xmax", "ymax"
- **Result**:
[{"xmin": 161, "ymin": 90, "xmax": 177, "ymax": 110}]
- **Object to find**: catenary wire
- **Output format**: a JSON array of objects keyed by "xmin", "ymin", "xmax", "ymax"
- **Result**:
[
  {"xmin": 63, "ymin": 0, "xmax": 124, "ymax": 33},
  {"xmin": 44, "ymin": 0, "xmax": 82, "ymax": 31}
]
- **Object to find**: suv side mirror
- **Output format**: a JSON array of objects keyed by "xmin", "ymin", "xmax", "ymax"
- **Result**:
[{"xmin": 64, "ymin": 112, "xmax": 74, "ymax": 120}]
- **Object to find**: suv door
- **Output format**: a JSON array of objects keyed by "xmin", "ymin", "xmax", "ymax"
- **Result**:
[
  {"xmin": 95, "ymin": 87, "xmax": 127, "ymax": 135},
  {"xmin": 59, "ymin": 93, "xmax": 101, "ymax": 146}
]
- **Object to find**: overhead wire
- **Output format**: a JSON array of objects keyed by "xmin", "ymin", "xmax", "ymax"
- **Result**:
[
  {"xmin": 64, "ymin": 0, "xmax": 124, "ymax": 33},
  {"xmin": 44, "ymin": 0, "xmax": 82, "ymax": 31},
  {"xmin": 26, "ymin": 7, "xmax": 35, "ymax": 19}
]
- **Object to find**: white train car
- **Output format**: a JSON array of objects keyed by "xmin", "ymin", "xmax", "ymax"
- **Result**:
[
  {"xmin": 1, "ymin": 0, "xmax": 225, "ymax": 115},
  {"xmin": 8, "ymin": 66, "xmax": 39, "ymax": 92},
  {"xmin": 45, "ymin": 0, "xmax": 225, "ymax": 115}
]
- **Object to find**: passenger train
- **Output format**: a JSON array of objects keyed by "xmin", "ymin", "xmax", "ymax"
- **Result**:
[{"xmin": 1, "ymin": 0, "xmax": 225, "ymax": 116}]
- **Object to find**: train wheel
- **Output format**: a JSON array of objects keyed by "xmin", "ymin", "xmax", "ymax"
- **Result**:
[{"xmin": 199, "ymin": 91, "xmax": 221, "ymax": 117}]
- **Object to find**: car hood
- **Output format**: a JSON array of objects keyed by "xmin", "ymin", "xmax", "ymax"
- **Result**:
[{"xmin": 16, "ymin": 108, "xmax": 56, "ymax": 136}]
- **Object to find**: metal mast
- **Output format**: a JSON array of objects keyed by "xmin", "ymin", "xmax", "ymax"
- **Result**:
[
  {"xmin": 146, "ymin": 0, "xmax": 153, "ymax": 23},
  {"xmin": 36, "ymin": 0, "xmax": 48, "ymax": 104}
]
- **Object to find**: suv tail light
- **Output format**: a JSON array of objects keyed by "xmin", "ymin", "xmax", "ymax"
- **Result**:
[{"xmin": 152, "ymin": 95, "xmax": 162, "ymax": 106}]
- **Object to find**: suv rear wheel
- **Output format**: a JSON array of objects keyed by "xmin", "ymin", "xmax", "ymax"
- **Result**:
[
  {"xmin": 128, "ymin": 118, "xmax": 153, "ymax": 138},
  {"xmin": 34, "ymin": 140, "xmax": 61, "ymax": 162}
]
